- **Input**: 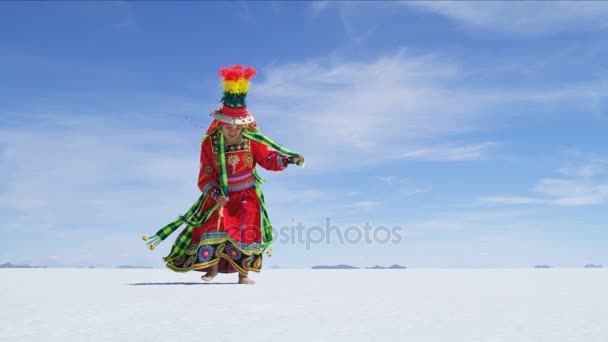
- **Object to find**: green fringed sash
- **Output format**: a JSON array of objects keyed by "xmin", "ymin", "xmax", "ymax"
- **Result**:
[
  {"xmin": 143, "ymin": 130, "xmax": 304, "ymax": 262},
  {"xmin": 242, "ymin": 130, "xmax": 305, "ymax": 167}
]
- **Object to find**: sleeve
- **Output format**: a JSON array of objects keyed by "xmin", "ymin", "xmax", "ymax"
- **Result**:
[
  {"xmin": 252, "ymin": 139, "xmax": 290, "ymax": 171},
  {"xmin": 197, "ymin": 139, "xmax": 220, "ymax": 196}
]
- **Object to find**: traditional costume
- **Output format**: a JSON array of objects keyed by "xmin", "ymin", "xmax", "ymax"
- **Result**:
[{"xmin": 143, "ymin": 65, "xmax": 304, "ymax": 276}]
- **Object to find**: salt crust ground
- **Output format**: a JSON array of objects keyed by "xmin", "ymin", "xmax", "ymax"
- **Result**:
[{"xmin": 2, "ymin": 268, "xmax": 607, "ymax": 341}]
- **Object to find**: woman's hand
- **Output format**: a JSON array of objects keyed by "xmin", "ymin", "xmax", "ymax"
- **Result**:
[
  {"xmin": 289, "ymin": 155, "xmax": 305, "ymax": 164},
  {"xmin": 215, "ymin": 195, "xmax": 229, "ymax": 207}
]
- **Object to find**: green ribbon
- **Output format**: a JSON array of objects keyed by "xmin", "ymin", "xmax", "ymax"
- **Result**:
[{"xmin": 143, "ymin": 130, "xmax": 303, "ymax": 261}]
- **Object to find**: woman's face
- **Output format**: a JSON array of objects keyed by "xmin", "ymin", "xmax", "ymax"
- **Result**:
[{"xmin": 221, "ymin": 124, "xmax": 243, "ymax": 141}]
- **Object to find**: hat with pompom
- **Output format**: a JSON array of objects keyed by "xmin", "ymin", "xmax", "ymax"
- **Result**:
[{"xmin": 211, "ymin": 64, "xmax": 257, "ymax": 125}]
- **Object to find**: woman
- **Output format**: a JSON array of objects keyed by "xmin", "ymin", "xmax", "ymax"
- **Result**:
[{"xmin": 143, "ymin": 65, "xmax": 304, "ymax": 284}]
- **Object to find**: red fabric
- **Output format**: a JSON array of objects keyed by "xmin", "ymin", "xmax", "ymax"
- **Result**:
[
  {"xmin": 221, "ymin": 104, "xmax": 248, "ymax": 117},
  {"xmin": 195, "ymin": 132, "xmax": 289, "ymax": 245},
  {"xmin": 203, "ymin": 119, "xmax": 221, "ymax": 137},
  {"xmin": 192, "ymin": 187, "xmax": 261, "ymax": 245}
]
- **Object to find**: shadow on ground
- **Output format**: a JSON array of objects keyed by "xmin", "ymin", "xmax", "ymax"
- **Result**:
[{"xmin": 127, "ymin": 282, "xmax": 239, "ymax": 286}]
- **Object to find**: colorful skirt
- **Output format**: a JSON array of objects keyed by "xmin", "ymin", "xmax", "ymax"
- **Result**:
[{"xmin": 165, "ymin": 187, "xmax": 264, "ymax": 275}]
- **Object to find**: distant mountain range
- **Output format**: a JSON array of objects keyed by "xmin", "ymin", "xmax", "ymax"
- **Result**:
[
  {"xmin": 0, "ymin": 262, "xmax": 46, "ymax": 269},
  {"xmin": 366, "ymin": 264, "xmax": 407, "ymax": 269},
  {"xmin": 0, "ymin": 261, "xmax": 604, "ymax": 269},
  {"xmin": 312, "ymin": 264, "xmax": 407, "ymax": 269},
  {"xmin": 0, "ymin": 262, "xmax": 154, "ymax": 269},
  {"xmin": 312, "ymin": 264, "xmax": 359, "ymax": 269}
]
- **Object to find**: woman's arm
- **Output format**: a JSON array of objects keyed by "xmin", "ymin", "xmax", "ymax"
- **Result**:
[
  {"xmin": 197, "ymin": 139, "xmax": 220, "ymax": 196},
  {"xmin": 252, "ymin": 139, "xmax": 294, "ymax": 171}
]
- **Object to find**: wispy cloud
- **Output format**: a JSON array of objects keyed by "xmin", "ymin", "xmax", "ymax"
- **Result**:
[
  {"xmin": 477, "ymin": 196, "xmax": 549, "ymax": 206},
  {"xmin": 534, "ymin": 178, "xmax": 608, "ymax": 206},
  {"xmin": 406, "ymin": 1, "xmax": 608, "ymax": 35},
  {"xmin": 255, "ymin": 52, "xmax": 604, "ymax": 170},
  {"xmin": 478, "ymin": 176, "xmax": 608, "ymax": 207},
  {"xmin": 404, "ymin": 208, "xmax": 538, "ymax": 235},
  {"xmin": 350, "ymin": 200, "xmax": 378, "ymax": 209},
  {"xmin": 391, "ymin": 142, "xmax": 499, "ymax": 162},
  {"xmin": 375, "ymin": 176, "xmax": 395, "ymax": 184},
  {"xmin": 374, "ymin": 176, "xmax": 429, "ymax": 196},
  {"xmin": 255, "ymin": 53, "xmax": 493, "ymax": 169},
  {"xmin": 0, "ymin": 112, "xmax": 201, "ymax": 236},
  {"xmin": 559, "ymin": 162, "xmax": 605, "ymax": 178}
]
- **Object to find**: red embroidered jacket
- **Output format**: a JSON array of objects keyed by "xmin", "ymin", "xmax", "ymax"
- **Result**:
[{"xmin": 197, "ymin": 132, "xmax": 289, "ymax": 196}]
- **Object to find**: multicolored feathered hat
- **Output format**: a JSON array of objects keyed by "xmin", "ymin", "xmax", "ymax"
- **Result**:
[{"xmin": 211, "ymin": 64, "xmax": 257, "ymax": 125}]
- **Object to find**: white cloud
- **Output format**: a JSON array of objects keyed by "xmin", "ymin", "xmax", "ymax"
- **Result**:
[
  {"xmin": 478, "ymin": 178, "xmax": 608, "ymax": 207},
  {"xmin": 392, "ymin": 142, "xmax": 498, "ymax": 162},
  {"xmin": 254, "ymin": 53, "xmax": 605, "ymax": 171},
  {"xmin": 373, "ymin": 176, "xmax": 430, "ymax": 197},
  {"xmin": 351, "ymin": 200, "xmax": 378, "ymax": 209},
  {"xmin": 406, "ymin": 1, "xmax": 608, "ymax": 35},
  {"xmin": 375, "ymin": 176, "xmax": 397, "ymax": 184},
  {"xmin": 559, "ymin": 162, "xmax": 605, "ymax": 178},
  {"xmin": 405, "ymin": 208, "xmax": 537, "ymax": 233},
  {"xmin": 254, "ymin": 54, "xmax": 501, "ymax": 169},
  {"xmin": 0, "ymin": 113, "xmax": 201, "ymax": 236},
  {"xmin": 478, "ymin": 196, "xmax": 549, "ymax": 206},
  {"xmin": 534, "ymin": 178, "xmax": 608, "ymax": 206}
]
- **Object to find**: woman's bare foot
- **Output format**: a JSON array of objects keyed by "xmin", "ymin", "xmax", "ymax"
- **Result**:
[
  {"xmin": 238, "ymin": 274, "xmax": 255, "ymax": 285},
  {"xmin": 201, "ymin": 264, "xmax": 219, "ymax": 282}
]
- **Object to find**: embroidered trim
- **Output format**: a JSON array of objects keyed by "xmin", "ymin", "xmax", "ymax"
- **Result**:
[
  {"xmin": 197, "ymin": 231, "xmax": 265, "ymax": 255},
  {"xmin": 166, "ymin": 253, "xmax": 261, "ymax": 276},
  {"xmin": 277, "ymin": 154, "xmax": 284, "ymax": 167},
  {"xmin": 201, "ymin": 182, "xmax": 219, "ymax": 196},
  {"xmin": 212, "ymin": 155, "xmax": 220, "ymax": 169},
  {"xmin": 198, "ymin": 245, "xmax": 214, "ymax": 262},
  {"xmin": 227, "ymin": 154, "xmax": 240, "ymax": 173},
  {"xmin": 166, "ymin": 242, "xmax": 262, "ymax": 276},
  {"xmin": 226, "ymin": 243, "xmax": 242, "ymax": 260},
  {"xmin": 243, "ymin": 153, "xmax": 254, "ymax": 167},
  {"xmin": 211, "ymin": 133, "xmax": 251, "ymax": 154},
  {"xmin": 277, "ymin": 154, "xmax": 288, "ymax": 169}
]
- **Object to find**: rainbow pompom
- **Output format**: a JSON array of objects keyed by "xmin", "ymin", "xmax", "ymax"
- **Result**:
[{"xmin": 219, "ymin": 65, "xmax": 257, "ymax": 108}]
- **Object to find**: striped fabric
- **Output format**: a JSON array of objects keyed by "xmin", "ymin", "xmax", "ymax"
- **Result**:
[
  {"xmin": 144, "ymin": 129, "xmax": 304, "ymax": 260},
  {"xmin": 228, "ymin": 171, "xmax": 256, "ymax": 192}
]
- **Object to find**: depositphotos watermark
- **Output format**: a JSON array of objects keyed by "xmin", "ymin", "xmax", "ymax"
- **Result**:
[{"xmin": 267, "ymin": 217, "xmax": 403, "ymax": 250}]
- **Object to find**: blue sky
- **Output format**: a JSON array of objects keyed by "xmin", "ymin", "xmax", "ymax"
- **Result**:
[{"xmin": 1, "ymin": 1, "xmax": 607, "ymax": 268}]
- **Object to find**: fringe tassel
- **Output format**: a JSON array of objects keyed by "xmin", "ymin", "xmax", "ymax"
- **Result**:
[{"xmin": 142, "ymin": 234, "xmax": 163, "ymax": 250}]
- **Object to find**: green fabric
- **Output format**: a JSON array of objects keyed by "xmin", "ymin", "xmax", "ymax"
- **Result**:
[
  {"xmin": 218, "ymin": 132, "xmax": 229, "ymax": 196},
  {"xmin": 242, "ymin": 130, "xmax": 305, "ymax": 249},
  {"xmin": 242, "ymin": 131, "xmax": 305, "ymax": 167},
  {"xmin": 254, "ymin": 183, "xmax": 273, "ymax": 248},
  {"xmin": 143, "ymin": 130, "xmax": 303, "ymax": 260},
  {"xmin": 142, "ymin": 195, "xmax": 204, "ymax": 249},
  {"xmin": 220, "ymin": 92, "xmax": 247, "ymax": 108}
]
